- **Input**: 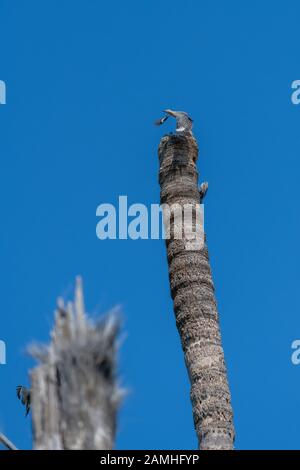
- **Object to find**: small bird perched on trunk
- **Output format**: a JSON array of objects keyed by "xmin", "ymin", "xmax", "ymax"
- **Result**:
[
  {"xmin": 16, "ymin": 385, "xmax": 31, "ymax": 416},
  {"xmin": 199, "ymin": 181, "xmax": 209, "ymax": 203},
  {"xmin": 155, "ymin": 109, "xmax": 193, "ymax": 135}
]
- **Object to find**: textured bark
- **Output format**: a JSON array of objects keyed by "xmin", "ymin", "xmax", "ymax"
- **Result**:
[
  {"xmin": 30, "ymin": 277, "xmax": 121, "ymax": 450},
  {"xmin": 158, "ymin": 134, "xmax": 234, "ymax": 450}
]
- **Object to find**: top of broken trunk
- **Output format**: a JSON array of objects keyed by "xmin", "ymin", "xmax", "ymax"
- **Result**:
[
  {"xmin": 158, "ymin": 133, "xmax": 198, "ymax": 170},
  {"xmin": 158, "ymin": 134, "xmax": 199, "ymax": 189}
]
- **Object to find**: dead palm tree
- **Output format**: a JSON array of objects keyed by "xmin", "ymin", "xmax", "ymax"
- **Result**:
[
  {"xmin": 29, "ymin": 278, "xmax": 122, "ymax": 450},
  {"xmin": 158, "ymin": 133, "xmax": 234, "ymax": 450}
]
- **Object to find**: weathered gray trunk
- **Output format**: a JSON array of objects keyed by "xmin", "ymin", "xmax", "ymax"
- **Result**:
[
  {"xmin": 158, "ymin": 134, "xmax": 234, "ymax": 450},
  {"xmin": 30, "ymin": 277, "xmax": 121, "ymax": 450}
]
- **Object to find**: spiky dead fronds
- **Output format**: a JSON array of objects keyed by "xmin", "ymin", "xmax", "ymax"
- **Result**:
[{"xmin": 30, "ymin": 277, "xmax": 122, "ymax": 450}]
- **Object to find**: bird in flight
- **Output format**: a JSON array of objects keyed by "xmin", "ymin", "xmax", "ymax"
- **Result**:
[
  {"xmin": 16, "ymin": 385, "xmax": 31, "ymax": 416},
  {"xmin": 155, "ymin": 109, "xmax": 193, "ymax": 134}
]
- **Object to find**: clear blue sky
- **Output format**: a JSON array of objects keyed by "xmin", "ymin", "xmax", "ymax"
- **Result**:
[{"xmin": 0, "ymin": 0, "xmax": 299, "ymax": 450}]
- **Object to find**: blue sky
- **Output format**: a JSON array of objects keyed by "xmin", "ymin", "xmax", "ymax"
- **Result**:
[{"xmin": 0, "ymin": 0, "xmax": 300, "ymax": 450}]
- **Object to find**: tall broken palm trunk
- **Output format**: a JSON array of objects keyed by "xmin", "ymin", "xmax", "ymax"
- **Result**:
[{"xmin": 158, "ymin": 134, "xmax": 234, "ymax": 450}]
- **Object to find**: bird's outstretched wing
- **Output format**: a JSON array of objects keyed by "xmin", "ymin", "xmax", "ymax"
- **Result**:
[
  {"xmin": 25, "ymin": 395, "xmax": 31, "ymax": 416},
  {"xmin": 16, "ymin": 385, "xmax": 23, "ymax": 402},
  {"xmin": 16, "ymin": 385, "xmax": 31, "ymax": 416},
  {"xmin": 154, "ymin": 115, "xmax": 169, "ymax": 126}
]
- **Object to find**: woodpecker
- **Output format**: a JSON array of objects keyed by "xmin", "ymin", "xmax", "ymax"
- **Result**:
[
  {"xmin": 199, "ymin": 181, "xmax": 209, "ymax": 203},
  {"xmin": 155, "ymin": 109, "xmax": 193, "ymax": 134},
  {"xmin": 16, "ymin": 385, "xmax": 31, "ymax": 416}
]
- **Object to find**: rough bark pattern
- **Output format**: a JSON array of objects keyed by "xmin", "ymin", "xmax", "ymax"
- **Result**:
[
  {"xmin": 158, "ymin": 134, "xmax": 235, "ymax": 450},
  {"xmin": 30, "ymin": 277, "xmax": 121, "ymax": 450}
]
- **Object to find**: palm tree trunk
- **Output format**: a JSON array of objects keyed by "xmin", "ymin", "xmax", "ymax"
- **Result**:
[{"xmin": 158, "ymin": 134, "xmax": 235, "ymax": 450}]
